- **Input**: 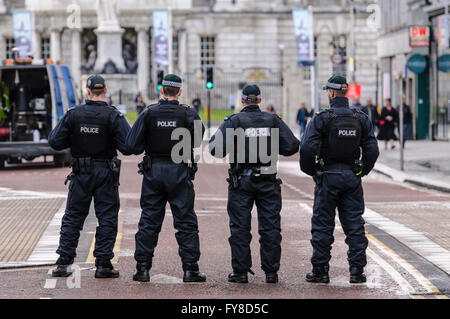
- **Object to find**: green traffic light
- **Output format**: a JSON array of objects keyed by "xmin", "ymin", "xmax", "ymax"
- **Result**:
[
  {"xmin": 206, "ymin": 82, "xmax": 214, "ymax": 89},
  {"xmin": 158, "ymin": 85, "xmax": 163, "ymax": 90}
]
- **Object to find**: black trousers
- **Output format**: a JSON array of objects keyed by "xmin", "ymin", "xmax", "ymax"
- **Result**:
[
  {"xmin": 311, "ymin": 170, "xmax": 368, "ymax": 268},
  {"xmin": 134, "ymin": 160, "xmax": 200, "ymax": 264},
  {"xmin": 57, "ymin": 166, "xmax": 119, "ymax": 262},
  {"xmin": 227, "ymin": 175, "xmax": 283, "ymax": 273}
]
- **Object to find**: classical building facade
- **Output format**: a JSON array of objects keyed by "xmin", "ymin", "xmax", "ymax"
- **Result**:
[{"xmin": 0, "ymin": 0, "xmax": 378, "ymax": 128}]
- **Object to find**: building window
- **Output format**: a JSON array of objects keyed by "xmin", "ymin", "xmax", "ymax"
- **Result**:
[
  {"xmin": 329, "ymin": 34, "xmax": 347, "ymax": 78},
  {"xmin": 41, "ymin": 38, "xmax": 51, "ymax": 60},
  {"xmin": 200, "ymin": 36, "xmax": 215, "ymax": 66},
  {"xmin": 5, "ymin": 38, "xmax": 15, "ymax": 59}
]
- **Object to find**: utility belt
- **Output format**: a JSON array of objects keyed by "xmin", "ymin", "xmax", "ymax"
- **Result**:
[
  {"xmin": 227, "ymin": 164, "xmax": 277, "ymax": 190},
  {"xmin": 138, "ymin": 154, "xmax": 198, "ymax": 181},
  {"xmin": 65, "ymin": 156, "xmax": 121, "ymax": 187},
  {"xmin": 313, "ymin": 159, "xmax": 363, "ymax": 186}
]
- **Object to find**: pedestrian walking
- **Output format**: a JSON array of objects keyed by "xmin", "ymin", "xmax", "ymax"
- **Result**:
[
  {"xmin": 397, "ymin": 96, "xmax": 413, "ymax": 148},
  {"xmin": 48, "ymin": 75, "xmax": 132, "ymax": 278},
  {"xmin": 296, "ymin": 103, "xmax": 311, "ymax": 139},
  {"xmin": 134, "ymin": 91, "xmax": 146, "ymax": 114},
  {"xmin": 192, "ymin": 93, "xmax": 202, "ymax": 113},
  {"xmin": 300, "ymin": 75, "xmax": 379, "ymax": 284},
  {"xmin": 377, "ymin": 98, "xmax": 398, "ymax": 150},
  {"xmin": 266, "ymin": 104, "xmax": 277, "ymax": 114},
  {"xmin": 209, "ymin": 84, "xmax": 300, "ymax": 284},
  {"xmin": 126, "ymin": 74, "xmax": 206, "ymax": 283},
  {"xmin": 365, "ymin": 98, "xmax": 379, "ymax": 133}
]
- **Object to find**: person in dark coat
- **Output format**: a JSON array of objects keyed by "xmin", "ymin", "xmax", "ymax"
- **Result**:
[
  {"xmin": 365, "ymin": 98, "xmax": 379, "ymax": 134},
  {"xmin": 296, "ymin": 103, "xmax": 311, "ymax": 139},
  {"xmin": 397, "ymin": 96, "xmax": 413, "ymax": 148},
  {"xmin": 377, "ymin": 98, "xmax": 398, "ymax": 150}
]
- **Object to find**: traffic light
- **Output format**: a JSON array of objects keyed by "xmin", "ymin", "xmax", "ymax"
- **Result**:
[
  {"xmin": 156, "ymin": 70, "xmax": 164, "ymax": 91},
  {"xmin": 205, "ymin": 66, "xmax": 214, "ymax": 90}
]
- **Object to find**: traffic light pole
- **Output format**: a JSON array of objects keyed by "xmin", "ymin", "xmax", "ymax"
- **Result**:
[{"xmin": 207, "ymin": 90, "xmax": 211, "ymax": 138}]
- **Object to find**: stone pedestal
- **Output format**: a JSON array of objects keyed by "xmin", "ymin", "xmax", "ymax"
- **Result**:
[
  {"xmin": 81, "ymin": 73, "xmax": 138, "ymax": 109},
  {"xmin": 94, "ymin": 28, "xmax": 126, "ymax": 73}
]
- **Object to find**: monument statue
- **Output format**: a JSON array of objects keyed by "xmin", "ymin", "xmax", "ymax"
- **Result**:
[
  {"xmin": 96, "ymin": 0, "xmax": 120, "ymax": 31},
  {"xmin": 94, "ymin": 0, "xmax": 125, "ymax": 73}
]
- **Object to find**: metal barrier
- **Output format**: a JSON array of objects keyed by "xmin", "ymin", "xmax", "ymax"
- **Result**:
[{"xmin": 180, "ymin": 68, "xmax": 283, "ymax": 112}]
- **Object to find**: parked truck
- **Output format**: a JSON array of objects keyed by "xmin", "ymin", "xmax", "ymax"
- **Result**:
[{"xmin": 0, "ymin": 58, "xmax": 77, "ymax": 169}]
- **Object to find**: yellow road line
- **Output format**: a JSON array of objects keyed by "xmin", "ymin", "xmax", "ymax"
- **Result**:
[
  {"xmin": 85, "ymin": 211, "xmax": 123, "ymax": 264},
  {"xmin": 366, "ymin": 247, "xmax": 416, "ymax": 294},
  {"xmin": 366, "ymin": 234, "xmax": 441, "ymax": 294}
]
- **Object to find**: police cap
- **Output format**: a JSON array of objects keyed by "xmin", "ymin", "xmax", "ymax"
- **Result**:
[
  {"xmin": 86, "ymin": 75, "xmax": 106, "ymax": 90},
  {"xmin": 162, "ymin": 74, "xmax": 182, "ymax": 88},
  {"xmin": 242, "ymin": 84, "xmax": 261, "ymax": 103},
  {"xmin": 323, "ymin": 75, "xmax": 348, "ymax": 91}
]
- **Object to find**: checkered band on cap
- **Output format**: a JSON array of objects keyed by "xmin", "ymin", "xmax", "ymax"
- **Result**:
[
  {"xmin": 242, "ymin": 94, "xmax": 261, "ymax": 102},
  {"xmin": 162, "ymin": 80, "xmax": 182, "ymax": 88}
]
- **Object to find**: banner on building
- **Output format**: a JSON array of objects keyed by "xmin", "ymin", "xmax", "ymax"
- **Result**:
[
  {"xmin": 153, "ymin": 10, "xmax": 169, "ymax": 66},
  {"xmin": 436, "ymin": 15, "xmax": 449, "ymax": 49},
  {"xmin": 293, "ymin": 9, "xmax": 314, "ymax": 66},
  {"xmin": 409, "ymin": 26, "xmax": 430, "ymax": 47},
  {"xmin": 13, "ymin": 11, "xmax": 32, "ymax": 59},
  {"xmin": 346, "ymin": 84, "xmax": 361, "ymax": 99}
]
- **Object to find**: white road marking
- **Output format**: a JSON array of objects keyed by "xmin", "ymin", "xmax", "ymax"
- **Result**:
[
  {"xmin": 366, "ymin": 248, "xmax": 415, "ymax": 294},
  {"xmin": 283, "ymin": 182, "xmax": 314, "ymax": 200},
  {"xmin": 0, "ymin": 187, "xmax": 65, "ymax": 200},
  {"xmin": 364, "ymin": 208, "xmax": 450, "ymax": 275},
  {"xmin": 296, "ymin": 201, "xmax": 425, "ymax": 296},
  {"xmin": 27, "ymin": 201, "xmax": 66, "ymax": 264},
  {"xmin": 150, "ymin": 274, "xmax": 183, "ymax": 284},
  {"xmin": 367, "ymin": 234, "xmax": 440, "ymax": 293}
]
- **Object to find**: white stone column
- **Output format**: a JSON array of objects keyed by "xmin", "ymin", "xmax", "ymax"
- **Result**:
[
  {"xmin": 136, "ymin": 26, "xmax": 150, "ymax": 100},
  {"xmin": 32, "ymin": 29, "xmax": 42, "ymax": 60},
  {"xmin": 0, "ymin": 0, "xmax": 6, "ymax": 14},
  {"xmin": 50, "ymin": 29, "xmax": 61, "ymax": 62},
  {"xmin": 71, "ymin": 28, "xmax": 82, "ymax": 92},
  {"xmin": 178, "ymin": 30, "xmax": 187, "ymax": 74}
]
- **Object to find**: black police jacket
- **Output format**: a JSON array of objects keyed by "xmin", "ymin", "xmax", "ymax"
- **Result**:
[
  {"xmin": 299, "ymin": 97, "xmax": 379, "ymax": 177},
  {"xmin": 48, "ymin": 100, "xmax": 132, "ymax": 158},
  {"xmin": 126, "ymin": 99, "xmax": 205, "ymax": 156},
  {"xmin": 209, "ymin": 105, "xmax": 300, "ymax": 163}
]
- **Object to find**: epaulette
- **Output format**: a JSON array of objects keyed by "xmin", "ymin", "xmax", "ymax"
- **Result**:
[
  {"xmin": 355, "ymin": 109, "xmax": 369, "ymax": 118},
  {"xmin": 316, "ymin": 108, "xmax": 332, "ymax": 116},
  {"xmin": 145, "ymin": 103, "xmax": 159, "ymax": 110},
  {"xmin": 110, "ymin": 105, "xmax": 124, "ymax": 117},
  {"xmin": 180, "ymin": 104, "xmax": 190, "ymax": 109},
  {"xmin": 224, "ymin": 113, "xmax": 237, "ymax": 121}
]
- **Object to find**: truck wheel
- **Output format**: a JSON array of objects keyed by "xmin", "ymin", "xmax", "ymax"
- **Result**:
[{"xmin": 0, "ymin": 159, "xmax": 5, "ymax": 170}]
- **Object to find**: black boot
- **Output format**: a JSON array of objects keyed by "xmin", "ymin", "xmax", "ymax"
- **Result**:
[
  {"xmin": 306, "ymin": 264, "xmax": 330, "ymax": 283},
  {"xmin": 95, "ymin": 259, "xmax": 119, "ymax": 278},
  {"xmin": 228, "ymin": 271, "xmax": 249, "ymax": 283},
  {"xmin": 52, "ymin": 255, "xmax": 74, "ymax": 277},
  {"xmin": 349, "ymin": 266, "xmax": 366, "ymax": 284},
  {"xmin": 265, "ymin": 272, "xmax": 278, "ymax": 283},
  {"xmin": 183, "ymin": 262, "xmax": 206, "ymax": 283},
  {"xmin": 133, "ymin": 262, "xmax": 151, "ymax": 282}
]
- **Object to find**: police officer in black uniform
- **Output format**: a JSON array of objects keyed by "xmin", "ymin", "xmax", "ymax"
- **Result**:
[
  {"xmin": 209, "ymin": 85, "xmax": 299, "ymax": 283},
  {"xmin": 48, "ymin": 75, "xmax": 131, "ymax": 278},
  {"xmin": 300, "ymin": 75, "xmax": 379, "ymax": 284},
  {"xmin": 126, "ymin": 74, "xmax": 206, "ymax": 283}
]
